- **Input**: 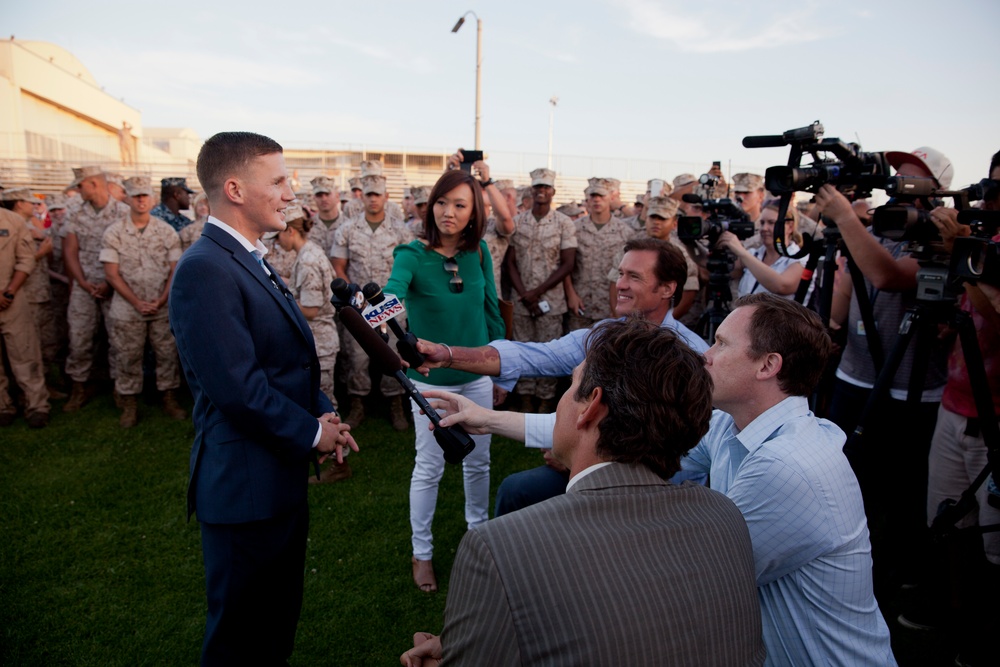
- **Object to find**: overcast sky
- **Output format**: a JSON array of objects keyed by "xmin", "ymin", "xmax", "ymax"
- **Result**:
[{"xmin": 4, "ymin": 0, "xmax": 999, "ymax": 189}]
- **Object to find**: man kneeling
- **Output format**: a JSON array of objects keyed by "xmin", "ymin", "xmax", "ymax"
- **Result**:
[{"xmin": 402, "ymin": 317, "xmax": 765, "ymax": 667}]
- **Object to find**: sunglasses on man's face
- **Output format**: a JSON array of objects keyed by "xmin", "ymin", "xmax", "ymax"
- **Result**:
[{"xmin": 443, "ymin": 257, "xmax": 463, "ymax": 293}]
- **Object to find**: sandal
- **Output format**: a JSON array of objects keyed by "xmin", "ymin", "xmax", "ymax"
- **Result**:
[{"xmin": 412, "ymin": 557, "xmax": 437, "ymax": 593}]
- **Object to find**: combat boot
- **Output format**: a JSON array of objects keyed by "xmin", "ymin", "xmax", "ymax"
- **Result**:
[
  {"xmin": 389, "ymin": 396, "xmax": 409, "ymax": 431},
  {"xmin": 309, "ymin": 460, "xmax": 353, "ymax": 485},
  {"xmin": 162, "ymin": 390, "xmax": 187, "ymax": 420},
  {"xmin": 119, "ymin": 394, "xmax": 138, "ymax": 429},
  {"xmin": 345, "ymin": 397, "xmax": 365, "ymax": 429},
  {"xmin": 63, "ymin": 382, "xmax": 89, "ymax": 412}
]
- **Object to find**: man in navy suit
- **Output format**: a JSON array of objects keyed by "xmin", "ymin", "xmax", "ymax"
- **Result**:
[{"xmin": 169, "ymin": 131, "xmax": 357, "ymax": 666}]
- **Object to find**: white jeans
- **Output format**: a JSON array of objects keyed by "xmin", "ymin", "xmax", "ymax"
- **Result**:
[{"xmin": 409, "ymin": 375, "xmax": 492, "ymax": 560}]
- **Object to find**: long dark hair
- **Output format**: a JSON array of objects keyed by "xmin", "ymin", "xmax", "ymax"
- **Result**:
[{"xmin": 424, "ymin": 169, "xmax": 486, "ymax": 252}]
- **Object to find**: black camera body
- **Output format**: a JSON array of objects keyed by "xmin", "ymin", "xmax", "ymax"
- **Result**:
[
  {"xmin": 678, "ymin": 196, "xmax": 755, "ymax": 244},
  {"xmin": 764, "ymin": 139, "xmax": 890, "ymax": 200}
]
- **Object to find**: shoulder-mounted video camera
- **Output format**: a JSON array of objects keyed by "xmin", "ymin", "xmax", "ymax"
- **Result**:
[{"xmin": 743, "ymin": 120, "xmax": 891, "ymax": 258}]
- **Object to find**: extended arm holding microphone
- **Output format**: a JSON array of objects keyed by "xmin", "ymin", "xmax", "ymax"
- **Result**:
[
  {"xmin": 331, "ymin": 279, "xmax": 475, "ymax": 464},
  {"xmin": 361, "ymin": 282, "xmax": 425, "ymax": 368}
]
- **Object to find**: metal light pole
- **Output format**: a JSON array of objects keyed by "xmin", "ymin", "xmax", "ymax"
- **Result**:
[
  {"xmin": 451, "ymin": 11, "xmax": 482, "ymax": 150},
  {"xmin": 547, "ymin": 96, "xmax": 559, "ymax": 169}
]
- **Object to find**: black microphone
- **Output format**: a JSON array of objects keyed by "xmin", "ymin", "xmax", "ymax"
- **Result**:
[
  {"xmin": 681, "ymin": 193, "xmax": 704, "ymax": 204},
  {"xmin": 741, "ymin": 135, "xmax": 788, "ymax": 149},
  {"xmin": 361, "ymin": 282, "xmax": 426, "ymax": 368},
  {"xmin": 331, "ymin": 278, "xmax": 364, "ymax": 311},
  {"xmin": 335, "ymin": 299, "xmax": 475, "ymax": 464}
]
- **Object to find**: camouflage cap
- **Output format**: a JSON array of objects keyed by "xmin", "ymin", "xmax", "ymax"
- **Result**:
[
  {"xmin": 283, "ymin": 202, "xmax": 307, "ymax": 223},
  {"xmin": 494, "ymin": 179, "xmax": 515, "ymax": 191},
  {"xmin": 359, "ymin": 160, "xmax": 384, "ymax": 177},
  {"xmin": 70, "ymin": 165, "xmax": 105, "ymax": 188},
  {"xmin": 605, "ymin": 177, "xmax": 622, "ymax": 192},
  {"xmin": 348, "ymin": 176, "xmax": 362, "ymax": 191},
  {"xmin": 647, "ymin": 178, "xmax": 674, "ymax": 196},
  {"xmin": 646, "ymin": 196, "xmax": 679, "ymax": 219},
  {"xmin": 46, "ymin": 193, "xmax": 68, "ymax": 210},
  {"xmin": 1, "ymin": 188, "xmax": 37, "ymax": 203},
  {"xmin": 124, "ymin": 175, "xmax": 153, "ymax": 197},
  {"xmin": 672, "ymin": 173, "xmax": 697, "ymax": 189},
  {"xmin": 733, "ymin": 173, "xmax": 764, "ymax": 192},
  {"xmin": 635, "ymin": 194, "xmax": 646, "ymax": 205},
  {"xmin": 161, "ymin": 177, "xmax": 195, "ymax": 193},
  {"xmin": 105, "ymin": 172, "xmax": 125, "ymax": 189},
  {"xmin": 361, "ymin": 175, "xmax": 386, "ymax": 196},
  {"xmin": 340, "ymin": 190, "xmax": 351, "ymax": 203},
  {"xmin": 530, "ymin": 168, "xmax": 556, "ymax": 187},
  {"xmin": 311, "ymin": 175, "xmax": 337, "ymax": 195},
  {"xmin": 411, "ymin": 186, "xmax": 430, "ymax": 205},
  {"xmin": 557, "ymin": 202, "xmax": 584, "ymax": 217},
  {"xmin": 585, "ymin": 177, "xmax": 611, "ymax": 197}
]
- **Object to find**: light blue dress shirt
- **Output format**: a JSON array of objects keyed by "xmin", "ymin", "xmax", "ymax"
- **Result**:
[
  {"xmin": 489, "ymin": 310, "xmax": 708, "ymax": 392},
  {"xmin": 682, "ymin": 396, "xmax": 896, "ymax": 667}
]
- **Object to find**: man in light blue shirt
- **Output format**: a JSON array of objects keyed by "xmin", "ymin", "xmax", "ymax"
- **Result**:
[
  {"xmin": 416, "ymin": 238, "xmax": 707, "ymax": 513},
  {"xmin": 426, "ymin": 293, "xmax": 895, "ymax": 666}
]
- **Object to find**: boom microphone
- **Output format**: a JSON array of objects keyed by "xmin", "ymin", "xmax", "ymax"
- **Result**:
[
  {"xmin": 335, "ymin": 299, "xmax": 475, "ymax": 464},
  {"xmin": 741, "ymin": 135, "xmax": 788, "ymax": 149},
  {"xmin": 361, "ymin": 282, "xmax": 426, "ymax": 368}
]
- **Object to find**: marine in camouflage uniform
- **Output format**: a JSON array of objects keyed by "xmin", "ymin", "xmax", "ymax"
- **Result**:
[
  {"xmin": 564, "ymin": 178, "xmax": 636, "ymax": 332},
  {"xmin": 344, "ymin": 161, "xmax": 405, "ymax": 223},
  {"xmin": 330, "ymin": 174, "xmax": 414, "ymax": 428},
  {"xmin": 100, "ymin": 176, "xmax": 185, "ymax": 427},
  {"xmin": 482, "ymin": 179, "xmax": 516, "ymax": 294},
  {"xmin": 308, "ymin": 175, "xmax": 346, "ymax": 256},
  {"xmin": 289, "ymin": 238, "xmax": 339, "ymax": 406},
  {"xmin": 0, "ymin": 200, "xmax": 49, "ymax": 427},
  {"xmin": 150, "ymin": 177, "xmax": 195, "ymax": 232},
  {"xmin": 62, "ymin": 166, "xmax": 131, "ymax": 410},
  {"xmin": 508, "ymin": 168, "xmax": 577, "ymax": 410},
  {"xmin": 21, "ymin": 200, "xmax": 59, "ymax": 368},
  {"xmin": 45, "ymin": 194, "xmax": 71, "ymax": 371},
  {"xmin": 178, "ymin": 217, "xmax": 206, "ymax": 253}
]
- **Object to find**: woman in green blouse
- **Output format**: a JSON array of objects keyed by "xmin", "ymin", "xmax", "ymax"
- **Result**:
[{"xmin": 384, "ymin": 165, "xmax": 510, "ymax": 593}]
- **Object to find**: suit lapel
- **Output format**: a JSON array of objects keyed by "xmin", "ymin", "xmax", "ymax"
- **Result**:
[{"xmin": 202, "ymin": 224, "xmax": 312, "ymax": 343}]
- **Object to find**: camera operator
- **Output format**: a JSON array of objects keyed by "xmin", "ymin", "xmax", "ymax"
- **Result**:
[
  {"xmin": 814, "ymin": 146, "xmax": 954, "ymax": 597},
  {"xmin": 896, "ymin": 152, "xmax": 1000, "ymax": 661},
  {"xmin": 717, "ymin": 197, "xmax": 806, "ymax": 299}
]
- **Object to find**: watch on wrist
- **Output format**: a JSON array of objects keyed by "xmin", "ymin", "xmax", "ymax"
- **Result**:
[
  {"xmin": 3, "ymin": 291, "xmax": 14, "ymax": 300},
  {"xmin": 481, "ymin": 178, "xmax": 496, "ymax": 188}
]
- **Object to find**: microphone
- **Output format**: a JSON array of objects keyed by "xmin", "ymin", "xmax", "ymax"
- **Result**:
[
  {"xmin": 741, "ymin": 135, "xmax": 788, "ymax": 149},
  {"xmin": 333, "ymin": 293, "xmax": 475, "ymax": 464},
  {"xmin": 331, "ymin": 278, "xmax": 364, "ymax": 311},
  {"xmin": 361, "ymin": 282, "xmax": 426, "ymax": 368},
  {"xmin": 681, "ymin": 193, "xmax": 704, "ymax": 204}
]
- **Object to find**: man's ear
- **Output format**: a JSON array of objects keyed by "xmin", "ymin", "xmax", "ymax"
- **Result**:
[
  {"xmin": 577, "ymin": 386, "xmax": 607, "ymax": 430},
  {"xmin": 660, "ymin": 280, "xmax": 678, "ymax": 302},
  {"xmin": 223, "ymin": 177, "xmax": 243, "ymax": 205},
  {"xmin": 756, "ymin": 352, "xmax": 783, "ymax": 382}
]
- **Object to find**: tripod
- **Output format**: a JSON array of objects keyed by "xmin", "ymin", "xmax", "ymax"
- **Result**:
[{"xmin": 697, "ymin": 248, "xmax": 735, "ymax": 344}]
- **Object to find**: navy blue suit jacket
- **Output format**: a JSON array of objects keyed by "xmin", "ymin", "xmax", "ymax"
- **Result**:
[{"xmin": 169, "ymin": 222, "xmax": 334, "ymax": 524}]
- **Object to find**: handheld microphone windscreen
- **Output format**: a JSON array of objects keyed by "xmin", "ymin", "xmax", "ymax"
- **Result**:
[
  {"xmin": 742, "ymin": 135, "xmax": 788, "ymax": 149},
  {"xmin": 362, "ymin": 282, "xmax": 385, "ymax": 305},
  {"xmin": 331, "ymin": 278, "xmax": 350, "ymax": 299},
  {"xmin": 681, "ymin": 193, "xmax": 703, "ymax": 204},
  {"xmin": 338, "ymin": 305, "xmax": 402, "ymax": 375}
]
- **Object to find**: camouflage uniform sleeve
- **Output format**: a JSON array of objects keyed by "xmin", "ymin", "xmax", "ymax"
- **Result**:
[
  {"xmin": 294, "ymin": 253, "xmax": 327, "ymax": 309},
  {"xmin": 164, "ymin": 224, "xmax": 182, "ymax": 263},
  {"xmin": 558, "ymin": 212, "xmax": 578, "ymax": 250},
  {"xmin": 12, "ymin": 222, "xmax": 37, "ymax": 275},
  {"xmin": 99, "ymin": 223, "xmax": 122, "ymax": 264},
  {"xmin": 330, "ymin": 221, "xmax": 351, "ymax": 259}
]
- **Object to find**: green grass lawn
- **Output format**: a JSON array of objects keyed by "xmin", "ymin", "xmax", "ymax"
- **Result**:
[
  {"xmin": 0, "ymin": 386, "xmax": 970, "ymax": 666},
  {"xmin": 0, "ymin": 390, "xmax": 540, "ymax": 666}
]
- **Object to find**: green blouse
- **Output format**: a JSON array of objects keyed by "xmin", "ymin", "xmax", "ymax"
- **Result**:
[{"xmin": 384, "ymin": 239, "xmax": 505, "ymax": 386}]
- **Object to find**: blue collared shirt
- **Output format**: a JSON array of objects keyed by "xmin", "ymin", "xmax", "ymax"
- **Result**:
[
  {"xmin": 490, "ymin": 310, "xmax": 708, "ymax": 392},
  {"xmin": 682, "ymin": 396, "xmax": 896, "ymax": 667}
]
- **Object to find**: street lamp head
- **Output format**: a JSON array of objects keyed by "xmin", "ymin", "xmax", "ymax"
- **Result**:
[{"xmin": 451, "ymin": 17, "xmax": 465, "ymax": 32}]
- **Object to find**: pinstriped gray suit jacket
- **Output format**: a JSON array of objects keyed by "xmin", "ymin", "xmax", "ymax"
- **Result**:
[{"xmin": 440, "ymin": 462, "xmax": 765, "ymax": 666}]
